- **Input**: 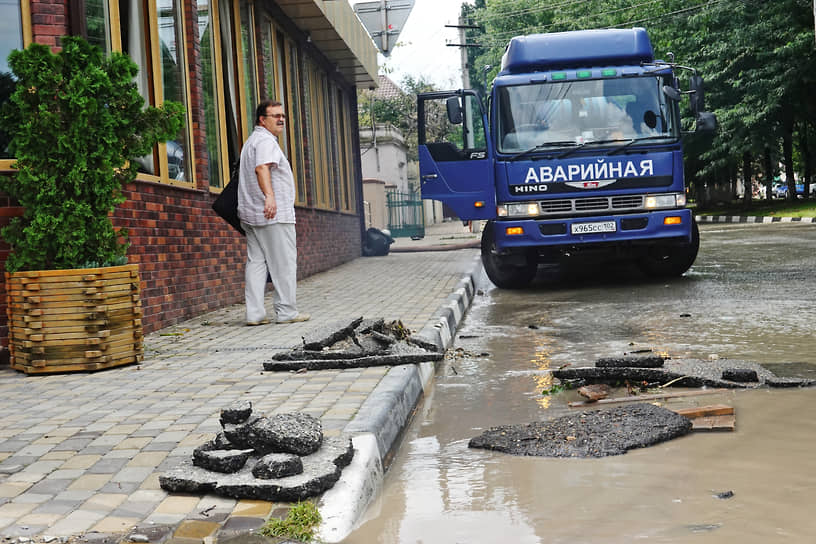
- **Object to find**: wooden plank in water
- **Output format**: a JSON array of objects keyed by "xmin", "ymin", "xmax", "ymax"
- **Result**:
[{"xmin": 568, "ymin": 388, "xmax": 728, "ymax": 408}]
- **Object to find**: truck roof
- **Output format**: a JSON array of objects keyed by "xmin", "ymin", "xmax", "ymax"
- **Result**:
[{"xmin": 499, "ymin": 28, "xmax": 654, "ymax": 75}]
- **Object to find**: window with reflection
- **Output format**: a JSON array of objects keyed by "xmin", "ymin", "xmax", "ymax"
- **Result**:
[
  {"xmin": 307, "ymin": 61, "xmax": 332, "ymax": 208},
  {"xmin": 218, "ymin": 0, "xmax": 240, "ymax": 169},
  {"xmin": 239, "ymin": 0, "xmax": 257, "ymax": 138},
  {"xmin": 284, "ymin": 37, "xmax": 305, "ymax": 205},
  {"xmin": 85, "ymin": 0, "xmax": 112, "ymax": 53},
  {"xmin": 198, "ymin": 0, "xmax": 226, "ymax": 188},
  {"xmin": 156, "ymin": 0, "xmax": 191, "ymax": 182},
  {"xmin": 336, "ymin": 88, "xmax": 356, "ymax": 212},
  {"xmin": 119, "ymin": 0, "xmax": 156, "ymax": 176},
  {"xmin": 0, "ymin": 0, "xmax": 24, "ymax": 160}
]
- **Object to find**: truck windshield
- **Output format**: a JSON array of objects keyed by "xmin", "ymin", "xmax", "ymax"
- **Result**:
[{"xmin": 496, "ymin": 76, "xmax": 677, "ymax": 154}]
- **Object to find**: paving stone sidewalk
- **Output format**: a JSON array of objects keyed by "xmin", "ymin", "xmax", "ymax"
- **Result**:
[{"xmin": 0, "ymin": 246, "xmax": 480, "ymax": 543}]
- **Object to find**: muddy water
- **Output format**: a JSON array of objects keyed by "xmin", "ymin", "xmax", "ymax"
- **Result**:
[{"xmin": 344, "ymin": 224, "xmax": 816, "ymax": 543}]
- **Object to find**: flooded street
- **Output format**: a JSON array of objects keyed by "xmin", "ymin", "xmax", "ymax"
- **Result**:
[{"xmin": 344, "ymin": 223, "xmax": 816, "ymax": 543}]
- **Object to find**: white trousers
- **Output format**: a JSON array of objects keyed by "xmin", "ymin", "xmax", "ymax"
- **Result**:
[{"xmin": 242, "ymin": 222, "xmax": 298, "ymax": 322}]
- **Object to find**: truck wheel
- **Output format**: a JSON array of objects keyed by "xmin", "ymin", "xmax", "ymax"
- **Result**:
[
  {"xmin": 638, "ymin": 219, "xmax": 700, "ymax": 278},
  {"xmin": 481, "ymin": 222, "xmax": 537, "ymax": 289}
]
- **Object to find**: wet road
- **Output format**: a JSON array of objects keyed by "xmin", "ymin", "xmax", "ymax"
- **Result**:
[{"xmin": 344, "ymin": 222, "xmax": 816, "ymax": 543}]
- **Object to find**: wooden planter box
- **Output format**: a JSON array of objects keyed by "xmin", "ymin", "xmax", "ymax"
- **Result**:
[{"xmin": 5, "ymin": 264, "xmax": 143, "ymax": 374}]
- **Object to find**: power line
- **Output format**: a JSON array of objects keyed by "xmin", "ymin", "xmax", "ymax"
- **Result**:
[
  {"xmin": 485, "ymin": 0, "xmax": 684, "ymax": 43},
  {"xmin": 476, "ymin": 0, "xmax": 719, "ymax": 48}
]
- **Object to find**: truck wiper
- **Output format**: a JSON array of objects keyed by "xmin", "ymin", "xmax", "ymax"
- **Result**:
[
  {"xmin": 607, "ymin": 135, "xmax": 676, "ymax": 155},
  {"xmin": 555, "ymin": 138, "xmax": 621, "ymax": 159},
  {"xmin": 509, "ymin": 141, "xmax": 579, "ymax": 160}
]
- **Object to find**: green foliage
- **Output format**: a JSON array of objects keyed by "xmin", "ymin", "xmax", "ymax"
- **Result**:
[
  {"xmin": 358, "ymin": 75, "xmax": 441, "ymax": 161},
  {"xmin": 0, "ymin": 36, "xmax": 185, "ymax": 272},
  {"xmin": 259, "ymin": 500, "xmax": 322, "ymax": 542}
]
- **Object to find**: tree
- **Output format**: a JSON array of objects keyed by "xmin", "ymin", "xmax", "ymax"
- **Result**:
[
  {"xmin": 358, "ymin": 75, "xmax": 441, "ymax": 161},
  {"xmin": 0, "ymin": 36, "xmax": 184, "ymax": 272},
  {"xmin": 464, "ymin": 0, "xmax": 816, "ymax": 205}
]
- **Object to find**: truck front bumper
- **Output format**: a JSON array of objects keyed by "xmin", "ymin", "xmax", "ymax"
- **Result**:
[{"xmin": 494, "ymin": 209, "xmax": 694, "ymax": 250}]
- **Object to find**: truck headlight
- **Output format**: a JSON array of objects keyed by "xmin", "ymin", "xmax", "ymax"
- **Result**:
[
  {"xmin": 644, "ymin": 193, "xmax": 684, "ymax": 209},
  {"xmin": 497, "ymin": 202, "xmax": 540, "ymax": 217}
]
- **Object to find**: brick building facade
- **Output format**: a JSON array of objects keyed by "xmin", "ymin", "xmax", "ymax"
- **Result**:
[{"xmin": 0, "ymin": 0, "xmax": 378, "ymax": 359}]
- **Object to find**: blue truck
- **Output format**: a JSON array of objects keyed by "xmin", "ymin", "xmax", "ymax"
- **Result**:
[{"xmin": 417, "ymin": 28, "xmax": 716, "ymax": 288}]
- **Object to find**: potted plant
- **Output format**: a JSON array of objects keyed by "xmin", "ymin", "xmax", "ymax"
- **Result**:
[{"xmin": 0, "ymin": 36, "xmax": 184, "ymax": 373}]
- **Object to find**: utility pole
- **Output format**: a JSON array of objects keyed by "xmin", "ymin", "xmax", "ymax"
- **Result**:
[{"xmin": 445, "ymin": 21, "xmax": 482, "ymax": 89}]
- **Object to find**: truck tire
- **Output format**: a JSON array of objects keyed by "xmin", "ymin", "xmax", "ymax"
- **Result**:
[
  {"xmin": 638, "ymin": 219, "xmax": 700, "ymax": 278},
  {"xmin": 481, "ymin": 222, "xmax": 538, "ymax": 289}
]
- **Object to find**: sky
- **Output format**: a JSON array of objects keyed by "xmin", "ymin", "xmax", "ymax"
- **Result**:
[{"xmin": 351, "ymin": 0, "xmax": 473, "ymax": 90}]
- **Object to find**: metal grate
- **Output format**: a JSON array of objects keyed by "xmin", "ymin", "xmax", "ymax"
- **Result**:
[
  {"xmin": 539, "ymin": 199, "xmax": 574, "ymax": 213},
  {"xmin": 574, "ymin": 197, "xmax": 610, "ymax": 211},
  {"xmin": 537, "ymin": 194, "xmax": 648, "ymax": 216},
  {"xmin": 612, "ymin": 195, "xmax": 644, "ymax": 209}
]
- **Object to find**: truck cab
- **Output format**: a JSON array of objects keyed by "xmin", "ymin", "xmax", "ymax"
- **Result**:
[{"xmin": 418, "ymin": 28, "xmax": 716, "ymax": 288}]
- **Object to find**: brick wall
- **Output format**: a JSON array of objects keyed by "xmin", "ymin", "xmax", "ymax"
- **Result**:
[
  {"xmin": 30, "ymin": 0, "xmax": 69, "ymax": 49},
  {"xmin": 114, "ymin": 183, "xmax": 362, "ymax": 335}
]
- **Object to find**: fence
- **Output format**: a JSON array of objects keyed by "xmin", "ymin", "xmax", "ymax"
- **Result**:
[{"xmin": 386, "ymin": 189, "xmax": 425, "ymax": 238}]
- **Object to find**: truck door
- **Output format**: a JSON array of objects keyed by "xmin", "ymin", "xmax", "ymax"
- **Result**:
[{"xmin": 418, "ymin": 90, "xmax": 495, "ymax": 220}]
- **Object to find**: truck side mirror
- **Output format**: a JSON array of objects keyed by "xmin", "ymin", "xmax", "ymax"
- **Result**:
[
  {"xmin": 689, "ymin": 75, "xmax": 705, "ymax": 114},
  {"xmin": 695, "ymin": 111, "xmax": 717, "ymax": 133},
  {"xmin": 446, "ymin": 97, "xmax": 463, "ymax": 124},
  {"xmin": 662, "ymin": 85, "xmax": 682, "ymax": 102}
]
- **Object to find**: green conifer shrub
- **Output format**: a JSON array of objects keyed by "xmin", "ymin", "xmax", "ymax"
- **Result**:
[{"xmin": 0, "ymin": 36, "xmax": 185, "ymax": 272}]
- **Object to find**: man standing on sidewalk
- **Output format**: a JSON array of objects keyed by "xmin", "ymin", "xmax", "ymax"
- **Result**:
[{"xmin": 237, "ymin": 100, "xmax": 309, "ymax": 326}]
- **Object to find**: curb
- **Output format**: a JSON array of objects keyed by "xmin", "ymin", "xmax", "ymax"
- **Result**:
[
  {"xmin": 696, "ymin": 215, "xmax": 816, "ymax": 224},
  {"xmin": 317, "ymin": 254, "xmax": 482, "ymax": 542}
]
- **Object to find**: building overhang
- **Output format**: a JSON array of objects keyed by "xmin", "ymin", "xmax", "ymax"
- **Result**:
[{"xmin": 275, "ymin": 0, "xmax": 379, "ymax": 88}]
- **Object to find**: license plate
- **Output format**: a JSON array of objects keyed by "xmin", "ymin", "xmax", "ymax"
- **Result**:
[{"xmin": 571, "ymin": 221, "xmax": 617, "ymax": 235}]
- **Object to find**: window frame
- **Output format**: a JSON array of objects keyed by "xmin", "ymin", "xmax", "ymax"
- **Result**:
[
  {"xmin": 0, "ymin": 0, "xmax": 32, "ymax": 171},
  {"xmin": 306, "ymin": 60, "xmax": 334, "ymax": 210},
  {"xmin": 146, "ymin": 0, "xmax": 196, "ymax": 187},
  {"xmin": 197, "ymin": 0, "xmax": 230, "ymax": 190},
  {"xmin": 336, "ymin": 87, "xmax": 357, "ymax": 213}
]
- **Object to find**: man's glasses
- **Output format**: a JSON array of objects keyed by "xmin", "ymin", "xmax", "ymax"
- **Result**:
[{"xmin": 263, "ymin": 113, "xmax": 286, "ymax": 119}]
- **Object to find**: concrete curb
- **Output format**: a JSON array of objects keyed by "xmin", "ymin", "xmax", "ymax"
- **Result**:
[
  {"xmin": 696, "ymin": 215, "xmax": 816, "ymax": 224},
  {"xmin": 317, "ymin": 255, "xmax": 482, "ymax": 542}
]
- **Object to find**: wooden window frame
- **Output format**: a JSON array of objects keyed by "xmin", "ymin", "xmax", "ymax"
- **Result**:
[
  {"xmin": 307, "ymin": 60, "xmax": 333, "ymax": 210},
  {"xmin": 145, "ymin": 0, "xmax": 197, "ymax": 188},
  {"xmin": 336, "ymin": 87, "xmax": 356, "ymax": 213},
  {"xmin": 235, "ymin": 0, "xmax": 258, "ymax": 144},
  {"xmin": 199, "ymin": 0, "xmax": 230, "ymax": 190},
  {"xmin": 0, "ymin": 0, "xmax": 32, "ymax": 172}
]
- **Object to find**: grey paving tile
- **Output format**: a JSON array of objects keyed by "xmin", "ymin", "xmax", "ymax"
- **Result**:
[
  {"xmin": 87, "ymin": 458, "xmax": 129, "ymax": 474},
  {"xmin": 31, "ymin": 499, "xmax": 85, "ymax": 515},
  {"xmin": 99, "ymin": 481, "xmax": 140, "ymax": 494},
  {"xmin": 27, "ymin": 478, "xmax": 73, "ymax": 495}
]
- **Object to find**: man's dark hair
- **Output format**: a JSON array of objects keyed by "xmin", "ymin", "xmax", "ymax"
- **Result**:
[{"xmin": 255, "ymin": 100, "xmax": 283, "ymax": 125}]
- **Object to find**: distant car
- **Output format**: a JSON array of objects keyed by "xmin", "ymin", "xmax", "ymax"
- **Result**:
[{"xmin": 773, "ymin": 182, "xmax": 815, "ymax": 199}]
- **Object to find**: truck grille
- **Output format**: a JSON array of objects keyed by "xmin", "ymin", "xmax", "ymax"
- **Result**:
[{"xmin": 538, "ymin": 195, "xmax": 645, "ymax": 216}]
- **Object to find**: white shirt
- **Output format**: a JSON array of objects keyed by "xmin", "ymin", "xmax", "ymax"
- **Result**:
[{"xmin": 237, "ymin": 126, "xmax": 296, "ymax": 226}]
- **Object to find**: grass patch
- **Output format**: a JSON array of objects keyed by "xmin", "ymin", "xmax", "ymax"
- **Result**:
[
  {"xmin": 692, "ymin": 199, "xmax": 816, "ymax": 218},
  {"xmin": 259, "ymin": 501, "xmax": 322, "ymax": 542}
]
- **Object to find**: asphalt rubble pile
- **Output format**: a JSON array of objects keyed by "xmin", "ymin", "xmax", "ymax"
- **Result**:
[
  {"xmin": 468, "ymin": 353, "xmax": 816, "ymax": 459},
  {"xmin": 552, "ymin": 353, "xmax": 816, "ymax": 389},
  {"xmin": 469, "ymin": 403, "xmax": 693, "ymax": 458},
  {"xmin": 263, "ymin": 317, "xmax": 443, "ymax": 372},
  {"xmin": 159, "ymin": 401, "xmax": 353, "ymax": 501}
]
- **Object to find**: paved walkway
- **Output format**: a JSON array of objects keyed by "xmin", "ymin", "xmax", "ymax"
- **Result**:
[{"xmin": 0, "ymin": 232, "xmax": 482, "ymax": 543}]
